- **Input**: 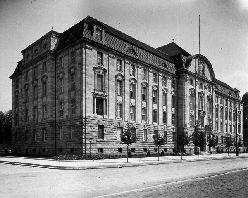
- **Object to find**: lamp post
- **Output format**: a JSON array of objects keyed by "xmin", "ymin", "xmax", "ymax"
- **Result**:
[{"xmin": 235, "ymin": 107, "xmax": 239, "ymax": 156}]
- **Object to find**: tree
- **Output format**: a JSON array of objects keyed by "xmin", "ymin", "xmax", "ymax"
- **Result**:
[
  {"xmin": 121, "ymin": 124, "xmax": 136, "ymax": 163},
  {"xmin": 153, "ymin": 132, "xmax": 165, "ymax": 161},
  {"xmin": 0, "ymin": 110, "xmax": 12, "ymax": 145},
  {"xmin": 177, "ymin": 132, "xmax": 190, "ymax": 160},
  {"xmin": 225, "ymin": 136, "xmax": 233, "ymax": 156},
  {"xmin": 207, "ymin": 134, "xmax": 218, "ymax": 152},
  {"xmin": 192, "ymin": 128, "xmax": 206, "ymax": 153}
]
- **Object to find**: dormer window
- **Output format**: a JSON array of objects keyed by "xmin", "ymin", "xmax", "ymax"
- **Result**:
[{"xmin": 95, "ymin": 27, "xmax": 103, "ymax": 41}]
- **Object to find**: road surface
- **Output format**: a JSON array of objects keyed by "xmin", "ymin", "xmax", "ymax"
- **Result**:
[{"xmin": 0, "ymin": 157, "xmax": 248, "ymax": 197}]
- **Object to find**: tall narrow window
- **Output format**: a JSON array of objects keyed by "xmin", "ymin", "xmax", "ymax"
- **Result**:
[
  {"xmin": 117, "ymin": 103, "xmax": 123, "ymax": 118},
  {"xmin": 172, "ymin": 114, "xmax": 175, "ymax": 125},
  {"xmin": 163, "ymin": 92, "xmax": 167, "ymax": 106},
  {"xmin": 216, "ymin": 107, "xmax": 219, "ymax": 118},
  {"xmin": 42, "ymin": 104, "xmax": 47, "ymax": 119},
  {"xmin": 71, "ymin": 50, "xmax": 75, "ymax": 63},
  {"xmin": 153, "ymin": 110, "xmax": 158, "ymax": 123},
  {"xmin": 96, "ymin": 98, "xmax": 104, "ymax": 115},
  {"xmin": 164, "ymin": 131, "xmax": 167, "ymax": 143},
  {"xmin": 42, "ymin": 62, "xmax": 47, "ymax": 74},
  {"xmin": 33, "ymin": 106, "xmax": 38, "ymax": 121},
  {"xmin": 152, "ymin": 90, "xmax": 158, "ymax": 104},
  {"xmin": 130, "ymin": 84, "xmax": 136, "ymax": 99},
  {"xmin": 153, "ymin": 73, "xmax": 158, "ymax": 83},
  {"xmin": 59, "ymin": 78, "xmax": 64, "ymax": 93},
  {"xmin": 141, "ymin": 86, "xmax": 147, "ymax": 101},
  {"xmin": 58, "ymin": 57, "xmax": 63, "ymax": 69},
  {"xmin": 97, "ymin": 74, "xmax": 104, "ymax": 91},
  {"xmin": 143, "ymin": 129, "xmax": 148, "ymax": 141},
  {"xmin": 97, "ymin": 51, "xmax": 103, "ymax": 65},
  {"xmin": 42, "ymin": 128, "xmax": 47, "ymax": 142},
  {"xmin": 116, "ymin": 80, "xmax": 122, "ymax": 96},
  {"xmin": 33, "ymin": 129, "xmax": 36, "ymax": 142},
  {"xmin": 33, "ymin": 66, "xmax": 38, "ymax": 79},
  {"xmin": 25, "ymin": 88, "xmax": 29, "ymax": 103},
  {"xmin": 70, "ymin": 72, "xmax": 75, "ymax": 91},
  {"xmin": 163, "ymin": 111, "xmax": 167, "ymax": 124},
  {"xmin": 42, "ymin": 81, "xmax": 47, "ymax": 97},
  {"xmin": 71, "ymin": 99, "xmax": 76, "ymax": 115},
  {"xmin": 142, "ymin": 67, "xmax": 147, "ymax": 80},
  {"xmin": 172, "ymin": 95, "xmax": 176, "ymax": 108},
  {"xmin": 130, "ymin": 64, "xmax": 135, "ymax": 76},
  {"xmin": 141, "ymin": 107, "xmax": 147, "ymax": 122},
  {"xmin": 33, "ymin": 85, "xmax": 38, "ymax": 100},
  {"xmin": 172, "ymin": 79, "xmax": 176, "ymax": 89},
  {"xmin": 98, "ymin": 125, "xmax": 104, "ymax": 139},
  {"xmin": 130, "ymin": 106, "xmax": 136, "ymax": 121},
  {"xmin": 162, "ymin": 76, "xmax": 167, "ymax": 87},
  {"xmin": 59, "ymin": 126, "xmax": 63, "ymax": 140},
  {"xmin": 116, "ymin": 59, "xmax": 122, "ymax": 72},
  {"xmin": 60, "ymin": 101, "xmax": 64, "ymax": 117},
  {"xmin": 25, "ymin": 108, "xmax": 29, "ymax": 122}
]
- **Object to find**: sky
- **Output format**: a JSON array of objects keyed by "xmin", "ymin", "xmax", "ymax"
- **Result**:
[{"xmin": 0, "ymin": 0, "xmax": 248, "ymax": 112}]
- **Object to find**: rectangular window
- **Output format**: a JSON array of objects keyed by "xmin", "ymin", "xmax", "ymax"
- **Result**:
[
  {"xmin": 116, "ymin": 80, "xmax": 122, "ymax": 96},
  {"xmin": 58, "ymin": 57, "xmax": 63, "ymax": 69},
  {"xmin": 59, "ymin": 78, "xmax": 64, "ymax": 93},
  {"xmin": 130, "ymin": 106, "xmax": 136, "ymax": 121},
  {"xmin": 33, "ymin": 129, "xmax": 36, "ymax": 142},
  {"xmin": 71, "ymin": 50, "xmax": 76, "ymax": 63},
  {"xmin": 42, "ymin": 105, "xmax": 47, "ymax": 119},
  {"xmin": 229, "ymin": 110, "xmax": 232, "ymax": 121},
  {"xmin": 215, "ymin": 96, "xmax": 218, "ymax": 103},
  {"xmin": 152, "ymin": 90, "xmax": 158, "ymax": 104},
  {"xmin": 97, "ymin": 74, "xmax": 104, "ymax": 91},
  {"xmin": 141, "ymin": 87, "xmax": 147, "ymax": 101},
  {"xmin": 117, "ymin": 127, "xmax": 123, "ymax": 141},
  {"xmin": 216, "ymin": 107, "xmax": 219, "ymax": 118},
  {"xmin": 98, "ymin": 125, "xmax": 104, "ymax": 139},
  {"xmin": 164, "ymin": 131, "xmax": 167, "ymax": 143},
  {"xmin": 172, "ymin": 114, "xmax": 175, "ymax": 125},
  {"xmin": 95, "ymin": 28, "xmax": 103, "ymax": 41},
  {"xmin": 162, "ymin": 76, "xmax": 167, "ymax": 87},
  {"xmin": 141, "ymin": 107, "xmax": 147, "ymax": 122},
  {"xmin": 59, "ymin": 126, "xmax": 63, "ymax": 140},
  {"xmin": 33, "ymin": 66, "xmax": 38, "ymax": 79},
  {"xmin": 116, "ymin": 59, "xmax": 122, "ymax": 71},
  {"xmin": 153, "ymin": 73, "xmax": 158, "ymax": 83},
  {"xmin": 130, "ymin": 65, "xmax": 135, "ymax": 76},
  {"xmin": 70, "ymin": 73, "xmax": 75, "ymax": 91},
  {"xmin": 71, "ymin": 99, "xmax": 76, "ymax": 115},
  {"xmin": 117, "ymin": 103, "xmax": 123, "ymax": 118},
  {"xmin": 69, "ymin": 127, "xmax": 73, "ymax": 140},
  {"xmin": 33, "ymin": 106, "xmax": 38, "ymax": 121},
  {"xmin": 229, "ymin": 125, "xmax": 232, "ymax": 133},
  {"xmin": 163, "ymin": 111, "xmax": 167, "ymax": 124},
  {"xmin": 143, "ymin": 129, "xmax": 148, "ymax": 141},
  {"xmin": 33, "ymin": 85, "xmax": 38, "ymax": 100},
  {"xmin": 42, "ymin": 62, "xmax": 47, "ymax": 74},
  {"xmin": 172, "ymin": 132, "xmax": 176, "ymax": 142},
  {"xmin": 142, "ymin": 67, "xmax": 147, "ymax": 80},
  {"xmin": 153, "ymin": 110, "xmax": 157, "ymax": 123},
  {"xmin": 130, "ymin": 84, "xmax": 136, "ymax": 99},
  {"xmin": 42, "ymin": 128, "xmax": 47, "ymax": 142},
  {"xmin": 163, "ymin": 92, "xmax": 167, "ymax": 106},
  {"xmin": 60, "ymin": 101, "xmax": 64, "ymax": 117},
  {"xmin": 96, "ymin": 98, "xmax": 104, "ymax": 115},
  {"xmin": 97, "ymin": 51, "xmax": 103, "ymax": 65},
  {"xmin": 42, "ymin": 81, "xmax": 47, "ymax": 97},
  {"xmin": 172, "ymin": 95, "xmax": 176, "ymax": 108},
  {"xmin": 25, "ymin": 108, "xmax": 29, "ymax": 122},
  {"xmin": 172, "ymin": 79, "xmax": 176, "ymax": 89}
]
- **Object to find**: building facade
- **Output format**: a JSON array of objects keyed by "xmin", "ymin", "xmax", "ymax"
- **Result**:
[
  {"xmin": 10, "ymin": 16, "xmax": 243, "ymax": 156},
  {"xmin": 242, "ymin": 93, "xmax": 248, "ymax": 147}
]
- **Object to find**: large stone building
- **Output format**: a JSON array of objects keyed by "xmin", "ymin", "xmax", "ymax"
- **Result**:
[
  {"xmin": 10, "ymin": 16, "xmax": 243, "ymax": 156},
  {"xmin": 242, "ymin": 93, "xmax": 248, "ymax": 146}
]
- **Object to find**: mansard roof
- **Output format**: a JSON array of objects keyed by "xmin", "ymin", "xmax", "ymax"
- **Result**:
[
  {"xmin": 57, "ymin": 16, "xmax": 173, "ymax": 63},
  {"xmin": 157, "ymin": 42, "xmax": 190, "ymax": 57},
  {"xmin": 9, "ymin": 60, "xmax": 22, "ymax": 79}
]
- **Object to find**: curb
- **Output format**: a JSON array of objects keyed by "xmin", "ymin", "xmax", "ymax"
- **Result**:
[{"xmin": 0, "ymin": 155, "xmax": 247, "ymax": 170}]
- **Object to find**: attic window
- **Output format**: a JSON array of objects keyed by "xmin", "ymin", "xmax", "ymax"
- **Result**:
[
  {"xmin": 43, "ymin": 43, "xmax": 47, "ymax": 49},
  {"xmin": 95, "ymin": 27, "xmax": 103, "ymax": 41},
  {"xmin": 162, "ymin": 63, "xmax": 168, "ymax": 69},
  {"xmin": 126, "ymin": 47, "xmax": 137, "ymax": 56}
]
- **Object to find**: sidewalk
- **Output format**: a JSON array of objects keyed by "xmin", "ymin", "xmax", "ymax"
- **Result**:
[{"xmin": 0, "ymin": 153, "xmax": 247, "ymax": 170}]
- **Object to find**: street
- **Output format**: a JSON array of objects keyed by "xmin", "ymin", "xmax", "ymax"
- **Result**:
[{"xmin": 0, "ymin": 157, "xmax": 248, "ymax": 197}]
